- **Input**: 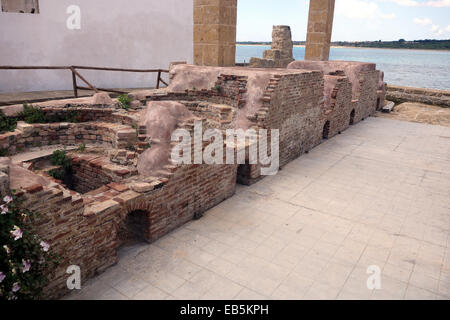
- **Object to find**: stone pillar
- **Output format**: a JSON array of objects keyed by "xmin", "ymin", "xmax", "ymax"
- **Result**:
[
  {"xmin": 249, "ymin": 25, "xmax": 294, "ymax": 68},
  {"xmin": 305, "ymin": 0, "xmax": 335, "ymax": 61},
  {"xmin": 193, "ymin": 0, "xmax": 237, "ymax": 66},
  {"xmin": 270, "ymin": 26, "xmax": 294, "ymax": 60}
]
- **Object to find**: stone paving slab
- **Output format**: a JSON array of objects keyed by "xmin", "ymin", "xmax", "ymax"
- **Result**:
[{"xmin": 66, "ymin": 117, "xmax": 450, "ymax": 300}]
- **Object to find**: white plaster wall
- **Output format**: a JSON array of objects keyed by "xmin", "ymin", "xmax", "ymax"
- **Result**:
[{"xmin": 0, "ymin": 0, "xmax": 193, "ymax": 93}]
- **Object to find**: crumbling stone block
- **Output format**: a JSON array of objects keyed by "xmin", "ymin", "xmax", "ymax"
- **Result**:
[
  {"xmin": 249, "ymin": 25, "xmax": 294, "ymax": 68},
  {"xmin": 92, "ymin": 92, "xmax": 114, "ymax": 106}
]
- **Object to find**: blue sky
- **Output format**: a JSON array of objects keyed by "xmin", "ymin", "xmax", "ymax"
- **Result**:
[{"xmin": 236, "ymin": 0, "xmax": 450, "ymax": 41}]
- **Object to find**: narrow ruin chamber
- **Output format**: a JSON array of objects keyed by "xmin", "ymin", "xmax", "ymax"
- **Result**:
[
  {"xmin": 323, "ymin": 121, "xmax": 330, "ymax": 140},
  {"xmin": 118, "ymin": 210, "xmax": 150, "ymax": 246},
  {"xmin": 350, "ymin": 109, "xmax": 356, "ymax": 125}
]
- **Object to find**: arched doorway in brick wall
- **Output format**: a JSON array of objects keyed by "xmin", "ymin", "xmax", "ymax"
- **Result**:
[
  {"xmin": 117, "ymin": 210, "xmax": 150, "ymax": 246},
  {"xmin": 349, "ymin": 109, "xmax": 355, "ymax": 125},
  {"xmin": 322, "ymin": 121, "xmax": 330, "ymax": 140}
]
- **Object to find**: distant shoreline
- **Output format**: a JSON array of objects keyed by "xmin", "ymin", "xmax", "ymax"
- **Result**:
[{"xmin": 236, "ymin": 43, "xmax": 450, "ymax": 52}]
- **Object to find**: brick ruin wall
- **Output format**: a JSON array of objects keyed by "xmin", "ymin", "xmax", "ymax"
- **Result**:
[
  {"xmin": 356, "ymin": 70, "xmax": 381, "ymax": 119},
  {"xmin": 0, "ymin": 108, "xmax": 138, "ymax": 155},
  {"xmin": 0, "ymin": 154, "xmax": 237, "ymax": 298},
  {"xmin": 0, "ymin": 62, "xmax": 382, "ymax": 299},
  {"xmin": 254, "ymin": 72, "xmax": 324, "ymax": 167},
  {"xmin": 321, "ymin": 75, "xmax": 353, "ymax": 138}
]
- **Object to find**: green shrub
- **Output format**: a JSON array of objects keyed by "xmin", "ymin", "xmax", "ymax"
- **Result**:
[
  {"xmin": 0, "ymin": 110, "xmax": 17, "ymax": 134},
  {"xmin": 63, "ymin": 110, "xmax": 81, "ymax": 123},
  {"xmin": 0, "ymin": 192, "xmax": 59, "ymax": 300},
  {"xmin": 0, "ymin": 149, "xmax": 8, "ymax": 157},
  {"xmin": 18, "ymin": 104, "xmax": 46, "ymax": 124},
  {"xmin": 50, "ymin": 150, "xmax": 72, "ymax": 170},
  {"xmin": 77, "ymin": 143, "xmax": 86, "ymax": 152},
  {"xmin": 48, "ymin": 168, "xmax": 64, "ymax": 181},
  {"xmin": 2, "ymin": 105, "xmax": 83, "ymax": 132},
  {"xmin": 118, "ymin": 94, "xmax": 132, "ymax": 110},
  {"xmin": 16, "ymin": 104, "xmax": 82, "ymax": 125}
]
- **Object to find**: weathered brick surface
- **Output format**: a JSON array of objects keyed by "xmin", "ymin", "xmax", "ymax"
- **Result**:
[
  {"xmin": 254, "ymin": 71, "xmax": 324, "ymax": 167},
  {"xmin": 0, "ymin": 121, "xmax": 138, "ymax": 155},
  {"xmin": 0, "ymin": 61, "xmax": 383, "ymax": 299},
  {"xmin": 69, "ymin": 154, "xmax": 136, "ymax": 194},
  {"xmin": 321, "ymin": 75, "xmax": 354, "ymax": 138}
]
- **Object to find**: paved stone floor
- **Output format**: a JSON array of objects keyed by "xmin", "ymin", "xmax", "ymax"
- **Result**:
[{"xmin": 66, "ymin": 117, "xmax": 450, "ymax": 300}]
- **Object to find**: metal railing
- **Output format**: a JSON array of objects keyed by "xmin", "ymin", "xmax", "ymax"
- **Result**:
[{"xmin": 0, "ymin": 65, "xmax": 169, "ymax": 98}]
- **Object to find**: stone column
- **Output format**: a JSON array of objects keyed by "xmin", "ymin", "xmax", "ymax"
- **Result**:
[
  {"xmin": 249, "ymin": 25, "xmax": 294, "ymax": 68},
  {"xmin": 193, "ymin": 0, "xmax": 237, "ymax": 66},
  {"xmin": 305, "ymin": 0, "xmax": 335, "ymax": 61}
]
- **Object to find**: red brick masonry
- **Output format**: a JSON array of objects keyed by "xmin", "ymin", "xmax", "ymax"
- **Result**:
[{"xmin": 0, "ymin": 62, "xmax": 381, "ymax": 298}]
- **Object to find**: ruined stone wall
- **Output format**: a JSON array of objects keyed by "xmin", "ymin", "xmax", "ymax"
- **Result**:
[
  {"xmin": 182, "ymin": 101, "xmax": 235, "ymax": 129},
  {"xmin": 9, "ymin": 182, "xmax": 120, "ymax": 299},
  {"xmin": 0, "ymin": 121, "xmax": 137, "ymax": 155},
  {"xmin": 249, "ymin": 26, "xmax": 295, "ymax": 68},
  {"xmin": 70, "ymin": 156, "xmax": 126, "ymax": 194},
  {"xmin": 142, "ymin": 163, "xmax": 238, "ymax": 242},
  {"xmin": 0, "ymin": 105, "xmax": 139, "ymax": 126},
  {"xmin": 271, "ymin": 26, "xmax": 294, "ymax": 60},
  {"xmin": 2, "ymin": 152, "xmax": 238, "ymax": 299},
  {"xmin": 321, "ymin": 75, "xmax": 353, "ymax": 138},
  {"xmin": 254, "ymin": 72, "xmax": 324, "ymax": 167},
  {"xmin": 386, "ymin": 85, "xmax": 450, "ymax": 107},
  {"xmin": 356, "ymin": 70, "xmax": 380, "ymax": 121},
  {"xmin": 287, "ymin": 60, "xmax": 380, "ymax": 125},
  {"xmin": 0, "ymin": 61, "xmax": 387, "ymax": 299}
]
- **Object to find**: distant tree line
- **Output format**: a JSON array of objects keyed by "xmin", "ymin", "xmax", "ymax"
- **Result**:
[
  {"xmin": 332, "ymin": 39, "xmax": 450, "ymax": 50},
  {"xmin": 237, "ymin": 39, "xmax": 450, "ymax": 50}
]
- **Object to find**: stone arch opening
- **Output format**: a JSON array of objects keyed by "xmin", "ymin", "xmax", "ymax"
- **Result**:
[
  {"xmin": 118, "ymin": 210, "xmax": 150, "ymax": 246},
  {"xmin": 349, "ymin": 109, "xmax": 355, "ymax": 125},
  {"xmin": 322, "ymin": 121, "xmax": 330, "ymax": 140}
]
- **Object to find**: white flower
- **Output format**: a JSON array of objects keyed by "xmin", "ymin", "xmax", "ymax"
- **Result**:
[
  {"xmin": 12, "ymin": 282, "xmax": 21, "ymax": 293},
  {"xmin": 22, "ymin": 260, "xmax": 31, "ymax": 273},
  {"xmin": 3, "ymin": 245, "xmax": 10, "ymax": 254},
  {"xmin": 3, "ymin": 195, "xmax": 13, "ymax": 204},
  {"xmin": 40, "ymin": 241, "xmax": 50, "ymax": 252},
  {"xmin": 0, "ymin": 204, "xmax": 7, "ymax": 214},
  {"xmin": 0, "ymin": 272, "xmax": 5, "ymax": 283},
  {"xmin": 10, "ymin": 225, "xmax": 23, "ymax": 241}
]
